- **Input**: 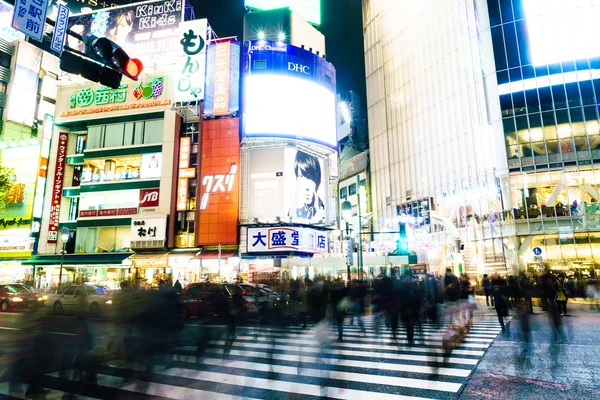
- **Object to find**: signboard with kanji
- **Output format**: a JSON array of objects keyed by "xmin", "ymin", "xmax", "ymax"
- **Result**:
[
  {"xmin": 47, "ymin": 132, "xmax": 68, "ymax": 243},
  {"xmin": 246, "ymin": 226, "xmax": 329, "ymax": 254},
  {"xmin": 131, "ymin": 216, "xmax": 166, "ymax": 244},
  {"xmin": 11, "ymin": 0, "xmax": 49, "ymax": 43}
]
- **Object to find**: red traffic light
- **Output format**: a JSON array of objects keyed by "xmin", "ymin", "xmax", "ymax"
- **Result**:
[{"xmin": 125, "ymin": 58, "xmax": 143, "ymax": 79}]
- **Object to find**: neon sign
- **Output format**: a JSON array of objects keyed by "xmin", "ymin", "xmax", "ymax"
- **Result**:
[
  {"xmin": 69, "ymin": 84, "xmax": 128, "ymax": 108},
  {"xmin": 200, "ymin": 164, "xmax": 237, "ymax": 210},
  {"xmin": 133, "ymin": 77, "xmax": 164, "ymax": 100}
]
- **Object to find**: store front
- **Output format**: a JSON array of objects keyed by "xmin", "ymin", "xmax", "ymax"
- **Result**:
[
  {"xmin": 22, "ymin": 253, "xmax": 133, "ymax": 290},
  {"xmin": 129, "ymin": 253, "xmax": 169, "ymax": 289},
  {"xmin": 0, "ymin": 261, "xmax": 34, "ymax": 284}
]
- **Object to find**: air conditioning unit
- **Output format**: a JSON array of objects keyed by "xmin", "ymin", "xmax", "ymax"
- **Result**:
[{"xmin": 131, "ymin": 240, "xmax": 165, "ymax": 249}]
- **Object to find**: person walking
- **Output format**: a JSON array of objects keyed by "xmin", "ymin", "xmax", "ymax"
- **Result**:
[
  {"xmin": 399, "ymin": 270, "xmax": 421, "ymax": 345},
  {"xmin": 554, "ymin": 273, "xmax": 569, "ymax": 316},
  {"xmin": 482, "ymin": 274, "xmax": 494, "ymax": 308},
  {"xmin": 330, "ymin": 278, "xmax": 349, "ymax": 342}
]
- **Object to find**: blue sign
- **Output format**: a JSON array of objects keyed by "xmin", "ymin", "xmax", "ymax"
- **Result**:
[
  {"xmin": 50, "ymin": 3, "xmax": 69, "ymax": 53},
  {"xmin": 533, "ymin": 247, "xmax": 542, "ymax": 256},
  {"xmin": 11, "ymin": 0, "xmax": 49, "ymax": 43},
  {"xmin": 246, "ymin": 226, "xmax": 329, "ymax": 254}
]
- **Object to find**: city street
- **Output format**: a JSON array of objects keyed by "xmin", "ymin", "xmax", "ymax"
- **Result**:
[{"xmin": 0, "ymin": 310, "xmax": 506, "ymax": 399}]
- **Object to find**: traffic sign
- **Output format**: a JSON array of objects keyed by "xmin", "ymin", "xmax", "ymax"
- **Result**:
[
  {"xmin": 11, "ymin": 0, "xmax": 49, "ymax": 43},
  {"xmin": 533, "ymin": 247, "xmax": 542, "ymax": 256},
  {"xmin": 50, "ymin": 3, "xmax": 69, "ymax": 53}
]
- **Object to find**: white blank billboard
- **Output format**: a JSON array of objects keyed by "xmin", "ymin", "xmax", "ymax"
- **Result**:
[{"xmin": 244, "ymin": 74, "xmax": 337, "ymax": 148}]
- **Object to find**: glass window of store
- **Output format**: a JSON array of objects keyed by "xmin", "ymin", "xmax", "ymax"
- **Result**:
[
  {"xmin": 74, "ymin": 226, "xmax": 131, "ymax": 253},
  {"xmin": 85, "ymin": 119, "xmax": 164, "ymax": 150}
]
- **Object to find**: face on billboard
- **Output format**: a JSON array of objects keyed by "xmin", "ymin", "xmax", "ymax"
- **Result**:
[
  {"xmin": 248, "ymin": 147, "xmax": 328, "ymax": 224},
  {"xmin": 525, "ymin": 0, "xmax": 600, "ymax": 66},
  {"xmin": 67, "ymin": 0, "xmax": 184, "ymax": 70},
  {"xmin": 245, "ymin": 0, "xmax": 321, "ymax": 25}
]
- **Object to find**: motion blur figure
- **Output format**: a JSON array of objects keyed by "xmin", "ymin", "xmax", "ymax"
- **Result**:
[
  {"xmin": 398, "ymin": 270, "xmax": 421, "ymax": 345},
  {"xmin": 491, "ymin": 274, "xmax": 508, "ymax": 330}
]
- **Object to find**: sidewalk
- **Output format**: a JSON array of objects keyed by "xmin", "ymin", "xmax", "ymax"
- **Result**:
[{"xmin": 460, "ymin": 310, "xmax": 600, "ymax": 399}]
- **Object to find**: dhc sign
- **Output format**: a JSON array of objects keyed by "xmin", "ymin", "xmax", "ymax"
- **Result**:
[{"xmin": 287, "ymin": 62, "xmax": 310, "ymax": 74}]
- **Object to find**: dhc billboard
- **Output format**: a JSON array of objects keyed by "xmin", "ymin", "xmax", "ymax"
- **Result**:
[{"xmin": 243, "ymin": 40, "xmax": 337, "ymax": 148}]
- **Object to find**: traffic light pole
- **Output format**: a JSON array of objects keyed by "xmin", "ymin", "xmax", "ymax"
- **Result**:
[{"xmin": 356, "ymin": 175, "xmax": 364, "ymax": 281}]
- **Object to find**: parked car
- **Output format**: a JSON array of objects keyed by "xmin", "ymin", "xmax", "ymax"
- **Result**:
[
  {"xmin": 0, "ymin": 284, "xmax": 44, "ymax": 311},
  {"xmin": 238, "ymin": 283, "xmax": 289, "ymax": 314},
  {"xmin": 179, "ymin": 283, "xmax": 255, "ymax": 319},
  {"xmin": 48, "ymin": 284, "xmax": 113, "ymax": 317}
]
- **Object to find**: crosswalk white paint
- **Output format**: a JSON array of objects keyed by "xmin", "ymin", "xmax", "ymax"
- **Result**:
[{"xmin": 0, "ymin": 316, "xmax": 506, "ymax": 399}]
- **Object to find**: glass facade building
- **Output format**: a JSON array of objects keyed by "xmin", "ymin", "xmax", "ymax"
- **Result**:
[{"xmin": 363, "ymin": 0, "xmax": 600, "ymax": 277}]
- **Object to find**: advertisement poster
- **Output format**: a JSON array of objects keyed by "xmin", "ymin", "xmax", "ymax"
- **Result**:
[
  {"xmin": 248, "ymin": 147, "xmax": 327, "ymax": 224},
  {"xmin": 140, "ymin": 153, "xmax": 162, "ymax": 179},
  {"xmin": 197, "ymin": 119, "xmax": 240, "ymax": 246},
  {"xmin": 204, "ymin": 40, "xmax": 240, "ymax": 116},
  {"xmin": 5, "ymin": 42, "xmax": 42, "ymax": 127},
  {"xmin": 244, "ymin": 0, "xmax": 321, "ymax": 25},
  {"xmin": 67, "ymin": 0, "xmax": 184, "ymax": 70},
  {"xmin": 47, "ymin": 133, "xmax": 69, "ymax": 243},
  {"xmin": 175, "ymin": 18, "xmax": 208, "ymax": 102},
  {"xmin": 243, "ymin": 41, "xmax": 337, "ymax": 148}
]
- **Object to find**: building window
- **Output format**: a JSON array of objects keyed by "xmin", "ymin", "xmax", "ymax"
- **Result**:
[
  {"xmin": 340, "ymin": 187, "xmax": 347, "ymax": 199},
  {"xmin": 86, "ymin": 119, "xmax": 164, "ymax": 150},
  {"xmin": 0, "ymin": 52, "xmax": 10, "ymax": 69},
  {"xmin": 68, "ymin": 197, "xmax": 79, "ymax": 221},
  {"xmin": 349, "ymin": 184, "xmax": 357, "ymax": 196},
  {"xmin": 75, "ymin": 226, "xmax": 131, "ymax": 253},
  {"xmin": 0, "ymin": 81, "xmax": 6, "ymax": 93}
]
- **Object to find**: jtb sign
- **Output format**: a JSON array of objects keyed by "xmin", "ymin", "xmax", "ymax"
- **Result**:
[{"xmin": 246, "ymin": 226, "xmax": 328, "ymax": 254}]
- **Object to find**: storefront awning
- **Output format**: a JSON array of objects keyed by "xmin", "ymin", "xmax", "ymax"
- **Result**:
[
  {"xmin": 22, "ymin": 253, "xmax": 133, "ymax": 266},
  {"xmin": 196, "ymin": 251, "xmax": 237, "ymax": 259}
]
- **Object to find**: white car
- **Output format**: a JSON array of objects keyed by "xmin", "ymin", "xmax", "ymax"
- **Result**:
[{"xmin": 49, "ymin": 284, "xmax": 113, "ymax": 317}]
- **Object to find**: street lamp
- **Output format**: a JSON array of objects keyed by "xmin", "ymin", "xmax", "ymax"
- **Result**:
[{"xmin": 58, "ymin": 227, "xmax": 70, "ymax": 293}]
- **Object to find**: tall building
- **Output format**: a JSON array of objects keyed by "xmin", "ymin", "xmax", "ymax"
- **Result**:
[{"xmin": 363, "ymin": 0, "xmax": 600, "ymax": 277}]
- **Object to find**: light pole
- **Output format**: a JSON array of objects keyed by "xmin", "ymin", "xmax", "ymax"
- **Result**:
[
  {"xmin": 341, "ymin": 200, "xmax": 354, "ymax": 282},
  {"xmin": 58, "ymin": 227, "xmax": 70, "ymax": 293}
]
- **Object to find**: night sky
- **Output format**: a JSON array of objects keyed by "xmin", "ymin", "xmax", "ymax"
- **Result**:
[{"xmin": 189, "ymin": 0, "xmax": 367, "ymax": 109}]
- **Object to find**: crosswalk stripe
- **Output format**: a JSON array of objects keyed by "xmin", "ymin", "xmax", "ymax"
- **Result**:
[
  {"xmin": 47, "ymin": 372, "xmax": 253, "ymax": 400},
  {"xmin": 229, "ymin": 334, "xmax": 491, "ymax": 349},
  {"xmin": 180, "ymin": 347, "xmax": 473, "ymax": 377},
  {"xmin": 194, "ymin": 342, "xmax": 482, "ymax": 365},
  {"xmin": 0, "ymin": 382, "xmax": 100, "ymax": 400}
]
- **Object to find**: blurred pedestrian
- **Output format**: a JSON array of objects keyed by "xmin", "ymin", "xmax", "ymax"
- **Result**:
[
  {"xmin": 330, "ymin": 278, "xmax": 349, "ymax": 341},
  {"xmin": 444, "ymin": 268, "xmax": 460, "ymax": 325},
  {"xmin": 554, "ymin": 273, "xmax": 569, "ymax": 316},
  {"xmin": 399, "ymin": 270, "xmax": 421, "ymax": 345},
  {"xmin": 349, "ymin": 279, "xmax": 367, "ymax": 336},
  {"xmin": 482, "ymin": 274, "xmax": 494, "ymax": 308},
  {"xmin": 422, "ymin": 273, "xmax": 440, "ymax": 326},
  {"xmin": 492, "ymin": 274, "xmax": 508, "ymax": 330},
  {"xmin": 173, "ymin": 279, "xmax": 182, "ymax": 293}
]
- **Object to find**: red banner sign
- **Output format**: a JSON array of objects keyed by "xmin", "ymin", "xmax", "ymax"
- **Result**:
[
  {"xmin": 79, "ymin": 210, "xmax": 98, "ymax": 218},
  {"xmin": 98, "ymin": 209, "xmax": 117, "ymax": 217},
  {"xmin": 118, "ymin": 207, "xmax": 138, "ymax": 216},
  {"xmin": 47, "ymin": 133, "xmax": 69, "ymax": 243}
]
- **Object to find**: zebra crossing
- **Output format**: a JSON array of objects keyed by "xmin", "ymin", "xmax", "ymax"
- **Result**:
[{"xmin": 0, "ymin": 315, "xmax": 506, "ymax": 399}]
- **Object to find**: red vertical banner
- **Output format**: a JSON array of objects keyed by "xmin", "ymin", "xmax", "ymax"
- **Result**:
[
  {"xmin": 47, "ymin": 132, "xmax": 69, "ymax": 243},
  {"xmin": 198, "ymin": 118, "xmax": 240, "ymax": 245}
]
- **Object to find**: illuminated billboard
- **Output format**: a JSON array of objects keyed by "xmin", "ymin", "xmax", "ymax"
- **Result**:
[
  {"xmin": 248, "ymin": 147, "xmax": 328, "ymax": 225},
  {"xmin": 204, "ymin": 40, "xmax": 241, "ymax": 116},
  {"xmin": 67, "ymin": 0, "xmax": 184, "ymax": 70},
  {"xmin": 5, "ymin": 41, "xmax": 42, "ymax": 127},
  {"xmin": 245, "ymin": 0, "xmax": 321, "ymax": 25},
  {"xmin": 243, "ymin": 40, "xmax": 337, "ymax": 148},
  {"xmin": 198, "ymin": 118, "xmax": 240, "ymax": 246},
  {"xmin": 525, "ymin": 0, "xmax": 600, "ymax": 65}
]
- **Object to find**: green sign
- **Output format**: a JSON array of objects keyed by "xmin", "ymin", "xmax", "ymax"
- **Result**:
[
  {"xmin": 245, "ymin": 0, "xmax": 321, "ymax": 25},
  {"xmin": 69, "ymin": 84, "xmax": 128, "ymax": 109}
]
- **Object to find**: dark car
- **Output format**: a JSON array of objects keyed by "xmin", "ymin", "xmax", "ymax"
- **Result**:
[
  {"xmin": 179, "ymin": 283, "xmax": 255, "ymax": 319},
  {"xmin": 9, "ymin": 283, "xmax": 48, "ymax": 305},
  {"xmin": 0, "ymin": 284, "xmax": 43, "ymax": 311}
]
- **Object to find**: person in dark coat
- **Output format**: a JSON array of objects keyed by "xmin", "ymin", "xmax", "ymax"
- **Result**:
[
  {"xmin": 491, "ymin": 274, "xmax": 508, "ymax": 330},
  {"xmin": 399, "ymin": 270, "xmax": 421, "ymax": 344},
  {"xmin": 330, "ymin": 278, "xmax": 349, "ymax": 341},
  {"xmin": 173, "ymin": 279, "xmax": 183, "ymax": 293},
  {"xmin": 482, "ymin": 274, "xmax": 493, "ymax": 308}
]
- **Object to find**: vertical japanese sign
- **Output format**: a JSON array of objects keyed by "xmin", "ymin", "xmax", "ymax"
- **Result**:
[
  {"xmin": 213, "ymin": 41, "xmax": 231, "ymax": 115},
  {"xmin": 176, "ymin": 137, "xmax": 192, "ymax": 211},
  {"xmin": 175, "ymin": 19, "xmax": 208, "ymax": 102},
  {"xmin": 50, "ymin": 3, "xmax": 69, "ymax": 53},
  {"xmin": 11, "ymin": 0, "xmax": 49, "ymax": 42},
  {"xmin": 198, "ymin": 119, "xmax": 240, "ymax": 246},
  {"xmin": 47, "ymin": 133, "xmax": 68, "ymax": 244}
]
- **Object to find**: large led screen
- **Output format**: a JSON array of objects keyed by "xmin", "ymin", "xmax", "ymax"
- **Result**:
[
  {"xmin": 243, "ymin": 41, "xmax": 337, "ymax": 148},
  {"xmin": 245, "ymin": 0, "xmax": 320, "ymax": 25},
  {"xmin": 525, "ymin": 0, "xmax": 600, "ymax": 66},
  {"xmin": 248, "ymin": 147, "xmax": 328, "ymax": 225}
]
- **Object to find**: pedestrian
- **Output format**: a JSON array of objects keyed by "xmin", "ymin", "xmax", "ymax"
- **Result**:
[
  {"xmin": 554, "ymin": 273, "xmax": 569, "ymax": 316},
  {"xmin": 349, "ymin": 279, "xmax": 367, "ymax": 336},
  {"xmin": 422, "ymin": 273, "xmax": 440, "ymax": 326},
  {"xmin": 330, "ymin": 278, "xmax": 349, "ymax": 342},
  {"xmin": 443, "ymin": 268, "xmax": 460, "ymax": 324},
  {"xmin": 482, "ymin": 274, "xmax": 494, "ymax": 308},
  {"xmin": 492, "ymin": 274, "xmax": 508, "ymax": 330},
  {"xmin": 173, "ymin": 279, "xmax": 183, "ymax": 293},
  {"xmin": 399, "ymin": 270, "xmax": 421, "ymax": 345}
]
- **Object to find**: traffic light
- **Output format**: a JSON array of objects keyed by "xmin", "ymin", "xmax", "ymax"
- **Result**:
[
  {"xmin": 59, "ymin": 35, "xmax": 143, "ymax": 89},
  {"xmin": 84, "ymin": 35, "xmax": 143, "ymax": 80},
  {"xmin": 396, "ymin": 221, "xmax": 409, "ymax": 255}
]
